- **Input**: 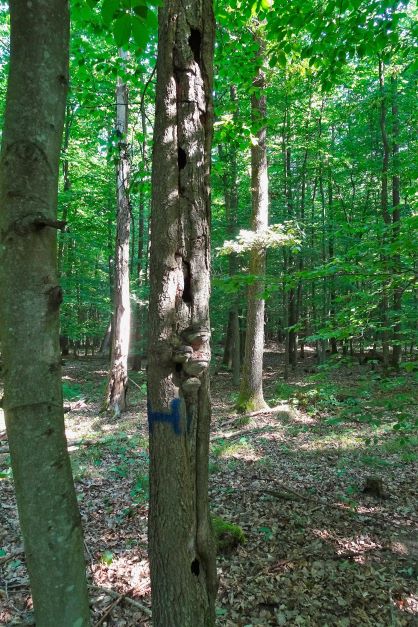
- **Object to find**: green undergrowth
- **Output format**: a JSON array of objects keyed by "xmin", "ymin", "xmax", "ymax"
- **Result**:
[
  {"xmin": 270, "ymin": 363, "xmax": 418, "ymax": 465},
  {"xmin": 211, "ymin": 436, "xmax": 253, "ymax": 459},
  {"xmin": 70, "ymin": 433, "xmax": 149, "ymax": 482}
]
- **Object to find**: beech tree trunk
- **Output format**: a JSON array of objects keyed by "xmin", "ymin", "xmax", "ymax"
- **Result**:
[
  {"xmin": 0, "ymin": 2, "xmax": 90, "ymax": 625},
  {"xmin": 238, "ymin": 50, "xmax": 269, "ymax": 412},
  {"xmin": 147, "ymin": 1, "xmax": 217, "ymax": 625},
  {"xmin": 104, "ymin": 51, "xmax": 131, "ymax": 415}
]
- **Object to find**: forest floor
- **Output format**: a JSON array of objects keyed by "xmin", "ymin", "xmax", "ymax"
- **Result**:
[{"xmin": 0, "ymin": 345, "xmax": 417, "ymax": 626}]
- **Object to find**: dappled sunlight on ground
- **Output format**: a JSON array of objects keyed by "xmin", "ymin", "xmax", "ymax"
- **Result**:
[{"xmin": 1, "ymin": 350, "xmax": 417, "ymax": 625}]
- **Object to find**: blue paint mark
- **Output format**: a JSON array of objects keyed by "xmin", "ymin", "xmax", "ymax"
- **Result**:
[{"xmin": 148, "ymin": 397, "xmax": 183, "ymax": 435}]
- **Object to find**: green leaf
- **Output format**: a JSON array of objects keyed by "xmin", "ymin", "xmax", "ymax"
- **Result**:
[
  {"xmin": 133, "ymin": 4, "xmax": 148, "ymax": 18},
  {"xmin": 0, "ymin": 549, "xmax": 6, "ymax": 557},
  {"xmin": 276, "ymin": 50, "xmax": 286, "ymax": 68},
  {"xmin": 145, "ymin": 8, "xmax": 158, "ymax": 29},
  {"xmin": 101, "ymin": 550, "xmax": 114, "ymax": 565},
  {"xmin": 132, "ymin": 16, "xmax": 148, "ymax": 49},
  {"xmin": 113, "ymin": 14, "xmax": 132, "ymax": 47},
  {"xmin": 102, "ymin": 0, "xmax": 120, "ymax": 25}
]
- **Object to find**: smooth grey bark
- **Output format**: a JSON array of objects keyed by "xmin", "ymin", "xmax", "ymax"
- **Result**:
[
  {"xmin": 0, "ymin": 2, "xmax": 90, "ymax": 625},
  {"xmin": 104, "ymin": 50, "xmax": 131, "ymax": 415},
  {"xmin": 238, "ymin": 54, "xmax": 269, "ymax": 412},
  {"xmin": 147, "ymin": 1, "xmax": 217, "ymax": 625}
]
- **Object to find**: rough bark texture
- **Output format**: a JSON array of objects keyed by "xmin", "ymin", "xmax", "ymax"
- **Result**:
[
  {"xmin": 104, "ymin": 52, "xmax": 131, "ymax": 415},
  {"xmin": 237, "ymin": 58, "xmax": 269, "ymax": 412},
  {"xmin": 0, "ymin": 2, "xmax": 90, "ymax": 625},
  {"xmin": 147, "ymin": 1, "xmax": 217, "ymax": 625}
]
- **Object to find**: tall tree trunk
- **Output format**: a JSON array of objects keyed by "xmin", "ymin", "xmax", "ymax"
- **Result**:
[
  {"xmin": 220, "ymin": 89, "xmax": 241, "ymax": 385},
  {"xmin": 238, "ymin": 47, "xmax": 269, "ymax": 411},
  {"xmin": 58, "ymin": 103, "xmax": 74, "ymax": 273},
  {"xmin": 104, "ymin": 50, "xmax": 131, "ymax": 415},
  {"xmin": 328, "ymin": 129, "xmax": 338, "ymax": 354},
  {"xmin": 391, "ymin": 74, "xmax": 402, "ymax": 367},
  {"xmin": 147, "ymin": 2, "xmax": 217, "ymax": 625},
  {"xmin": 379, "ymin": 60, "xmax": 391, "ymax": 368},
  {"xmin": 284, "ymin": 109, "xmax": 297, "ymax": 369},
  {"xmin": 131, "ymin": 95, "xmax": 148, "ymax": 371},
  {"xmin": 0, "ymin": 2, "xmax": 90, "ymax": 625}
]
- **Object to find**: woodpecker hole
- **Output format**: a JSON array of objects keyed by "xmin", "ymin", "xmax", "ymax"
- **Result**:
[
  {"xmin": 188, "ymin": 29, "xmax": 201, "ymax": 64},
  {"xmin": 191, "ymin": 558, "xmax": 200, "ymax": 576},
  {"xmin": 182, "ymin": 259, "xmax": 192, "ymax": 304},
  {"xmin": 178, "ymin": 147, "xmax": 187, "ymax": 170}
]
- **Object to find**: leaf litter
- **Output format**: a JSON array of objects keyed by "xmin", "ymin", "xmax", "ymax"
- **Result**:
[{"xmin": 0, "ymin": 348, "xmax": 417, "ymax": 625}]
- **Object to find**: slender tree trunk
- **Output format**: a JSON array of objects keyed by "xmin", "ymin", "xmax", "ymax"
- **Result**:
[
  {"xmin": 220, "ymin": 86, "xmax": 241, "ymax": 384},
  {"xmin": 0, "ymin": 2, "xmax": 90, "ymax": 625},
  {"xmin": 284, "ymin": 111, "xmax": 297, "ymax": 369},
  {"xmin": 379, "ymin": 60, "xmax": 391, "ymax": 368},
  {"xmin": 58, "ymin": 103, "xmax": 74, "ymax": 273},
  {"xmin": 238, "ymin": 47, "xmax": 269, "ymax": 411},
  {"xmin": 391, "ymin": 74, "xmax": 402, "ymax": 367},
  {"xmin": 104, "ymin": 51, "xmax": 131, "ymax": 415},
  {"xmin": 147, "ymin": 2, "xmax": 217, "ymax": 625},
  {"xmin": 131, "ymin": 96, "xmax": 148, "ymax": 371}
]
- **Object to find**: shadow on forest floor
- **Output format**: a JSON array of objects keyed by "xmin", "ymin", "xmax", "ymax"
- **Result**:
[{"xmin": 0, "ymin": 348, "xmax": 417, "ymax": 625}]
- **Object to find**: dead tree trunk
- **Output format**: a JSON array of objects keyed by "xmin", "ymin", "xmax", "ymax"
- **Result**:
[{"xmin": 147, "ymin": 1, "xmax": 217, "ymax": 625}]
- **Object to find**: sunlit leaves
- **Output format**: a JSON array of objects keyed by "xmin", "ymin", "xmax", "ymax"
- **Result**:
[
  {"xmin": 99, "ymin": 0, "xmax": 158, "ymax": 49},
  {"xmin": 218, "ymin": 223, "xmax": 301, "ymax": 255}
]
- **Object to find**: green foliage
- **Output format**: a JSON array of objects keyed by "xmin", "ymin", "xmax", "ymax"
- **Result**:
[
  {"xmin": 62, "ymin": 381, "xmax": 83, "ymax": 401},
  {"xmin": 211, "ymin": 436, "xmax": 253, "ymax": 458},
  {"xmin": 100, "ymin": 549, "xmax": 114, "ymax": 565},
  {"xmin": 130, "ymin": 473, "xmax": 149, "ymax": 504},
  {"xmin": 217, "ymin": 222, "xmax": 301, "ymax": 256}
]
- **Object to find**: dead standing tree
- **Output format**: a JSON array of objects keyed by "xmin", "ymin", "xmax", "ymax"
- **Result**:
[{"xmin": 147, "ymin": 0, "xmax": 217, "ymax": 624}]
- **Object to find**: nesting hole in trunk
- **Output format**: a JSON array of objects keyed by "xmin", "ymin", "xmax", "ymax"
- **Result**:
[
  {"xmin": 182, "ymin": 258, "xmax": 192, "ymax": 304},
  {"xmin": 178, "ymin": 147, "xmax": 187, "ymax": 170},
  {"xmin": 191, "ymin": 558, "xmax": 200, "ymax": 576},
  {"xmin": 188, "ymin": 29, "xmax": 201, "ymax": 64}
]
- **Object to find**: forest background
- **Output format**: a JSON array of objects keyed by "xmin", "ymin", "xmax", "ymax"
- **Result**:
[{"xmin": 0, "ymin": 0, "xmax": 417, "ymax": 625}]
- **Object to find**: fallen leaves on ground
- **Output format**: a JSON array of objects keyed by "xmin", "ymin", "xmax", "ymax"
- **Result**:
[{"xmin": 1, "ymin": 348, "xmax": 417, "ymax": 625}]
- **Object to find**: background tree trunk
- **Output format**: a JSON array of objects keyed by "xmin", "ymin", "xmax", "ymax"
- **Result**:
[
  {"xmin": 0, "ymin": 2, "xmax": 90, "ymax": 625},
  {"xmin": 238, "ymin": 46, "xmax": 269, "ymax": 412},
  {"xmin": 147, "ymin": 1, "xmax": 217, "ymax": 625},
  {"xmin": 104, "ymin": 50, "xmax": 131, "ymax": 415},
  {"xmin": 390, "ymin": 74, "xmax": 402, "ymax": 368}
]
